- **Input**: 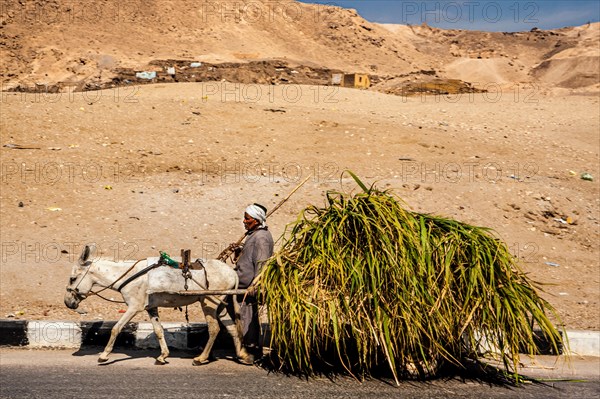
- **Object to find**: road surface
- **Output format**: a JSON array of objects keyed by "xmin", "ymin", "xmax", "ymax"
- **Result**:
[{"xmin": 0, "ymin": 348, "xmax": 598, "ymax": 398}]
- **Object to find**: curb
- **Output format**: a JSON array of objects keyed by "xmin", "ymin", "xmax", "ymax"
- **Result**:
[
  {"xmin": 0, "ymin": 319, "xmax": 266, "ymax": 352},
  {"xmin": 0, "ymin": 319, "xmax": 598, "ymax": 357},
  {"xmin": 0, "ymin": 320, "xmax": 237, "ymax": 351},
  {"xmin": 565, "ymin": 330, "xmax": 600, "ymax": 357}
]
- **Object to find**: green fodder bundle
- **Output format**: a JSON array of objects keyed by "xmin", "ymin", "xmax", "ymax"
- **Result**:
[{"xmin": 259, "ymin": 175, "xmax": 563, "ymax": 383}]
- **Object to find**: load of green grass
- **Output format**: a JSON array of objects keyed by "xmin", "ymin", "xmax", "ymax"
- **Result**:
[{"xmin": 258, "ymin": 173, "xmax": 563, "ymax": 384}]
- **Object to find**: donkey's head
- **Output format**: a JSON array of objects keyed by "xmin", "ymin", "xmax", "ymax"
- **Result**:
[{"xmin": 64, "ymin": 244, "xmax": 96, "ymax": 309}]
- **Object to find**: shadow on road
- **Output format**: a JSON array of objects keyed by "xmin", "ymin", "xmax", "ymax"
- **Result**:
[
  {"xmin": 254, "ymin": 353, "xmax": 556, "ymax": 388},
  {"xmin": 69, "ymin": 346, "xmax": 245, "ymax": 366}
]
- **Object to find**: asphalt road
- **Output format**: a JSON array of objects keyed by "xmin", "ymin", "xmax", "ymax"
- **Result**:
[{"xmin": 0, "ymin": 348, "xmax": 598, "ymax": 399}]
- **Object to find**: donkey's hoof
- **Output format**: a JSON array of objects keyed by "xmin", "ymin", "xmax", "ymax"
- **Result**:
[
  {"xmin": 97, "ymin": 357, "xmax": 109, "ymax": 363},
  {"xmin": 155, "ymin": 358, "xmax": 168, "ymax": 365},
  {"xmin": 237, "ymin": 354, "xmax": 255, "ymax": 366},
  {"xmin": 192, "ymin": 358, "xmax": 210, "ymax": 366}
]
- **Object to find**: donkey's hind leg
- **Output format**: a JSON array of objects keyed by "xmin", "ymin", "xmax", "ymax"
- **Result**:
[
  {"xmin": 222, "ymin": 297, "xmax": 253, "ymax": 364},
  {"xmin": 192, "ymin": 297, "xmax": 221, "ymax": 365},
  {"xmin": 147, "ymin": 307, "xmax": 170, "ymax": 365}
]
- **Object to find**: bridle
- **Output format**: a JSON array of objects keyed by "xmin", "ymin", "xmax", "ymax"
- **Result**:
[
  {"xmin": 66, "ymin": 259, "xmax": 144, "ymax": 304},
  {"xmin": 66, "ymin": 260, "xmax": 94, "ymax": 300}
]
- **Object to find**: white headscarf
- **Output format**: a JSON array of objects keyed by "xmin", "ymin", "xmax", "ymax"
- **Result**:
[{"xmin": 245, "ymin": 204, "xmax": 267, "ymax": 228}]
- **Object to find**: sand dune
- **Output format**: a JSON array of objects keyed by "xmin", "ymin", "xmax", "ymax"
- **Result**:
[{"xmin": 1, "ymin": 1, "xmax": 597, "ymax": 93}]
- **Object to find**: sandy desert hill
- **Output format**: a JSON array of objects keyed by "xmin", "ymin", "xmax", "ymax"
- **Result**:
[
  {"xmin": 1, "ymin": 0, "xmax": 598, "ymax": 94},
  {"xmin": 0, "ymin": 1, "xmax": 598, "ymax": 329},
  {"xmin": 378, "ymin": 22, "xmax": 600, "ymax": 93},
  {"xmin": 0, "ymin": 0, "xmax": 424, "ymax": 87}
]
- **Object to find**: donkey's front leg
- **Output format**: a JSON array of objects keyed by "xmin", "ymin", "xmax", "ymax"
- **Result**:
[
  {"xmin": 98, "ymin": 307, "xmax": 140, "ymax": 363},
  {"xmin": 147, "ymin": 307, "xmax": 169, "ymax": 365}
]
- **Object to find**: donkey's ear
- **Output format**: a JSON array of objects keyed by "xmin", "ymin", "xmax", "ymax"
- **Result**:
[
  {"xmin": 78, "ymin": 244, "xmax": 96, "ymax": 266},
  {"xmin": 78, "ymin": 245, "xmax": 90, "ymax": 266}
]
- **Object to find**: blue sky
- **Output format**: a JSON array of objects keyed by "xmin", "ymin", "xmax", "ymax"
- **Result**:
[{"xmin": 299, "ymin": 1, "xmax": 600, "ymax": 32}]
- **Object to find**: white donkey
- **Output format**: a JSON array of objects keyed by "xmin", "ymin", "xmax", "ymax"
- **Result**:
[{"xmin": 64, "ymin": 244, "xmax": 253, "ymax": 365}]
